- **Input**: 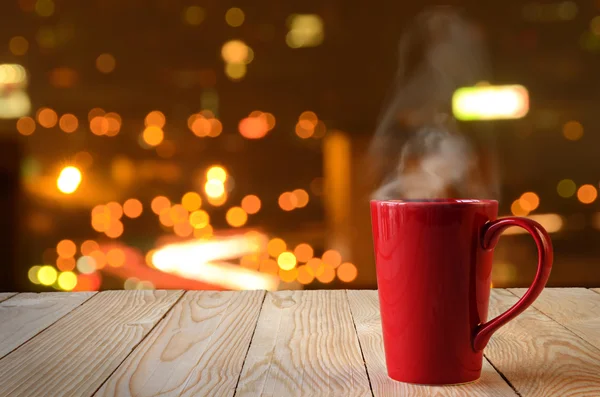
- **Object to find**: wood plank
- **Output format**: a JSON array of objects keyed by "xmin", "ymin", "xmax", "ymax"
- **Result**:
[
  {"xmin": 0, "ymin": 293, "xmax": 16, "ymax": 303},
  {"xmin": 236, "ymin": 290, "xmax": 371, "ymax": 397},
  {"xmin": 0, "ymin": 292, "xmax": 95, "ymax": 359},
  {"xmin": 510, "ymin": 288, "xmax": 600, "ymax": 349},
  {"xmin": 485, "ymin": 289, "xmax": 600, "ymax": 397},
  {"xmin": 95, "ymin": 290, "xmax": 265, "ymax": 397},
  {"xmin": 592, "ymin": 288, "xmax": 600, "ymax": 295},
  {"xmin": 347, "ymin": 290, "xmax": 517, "ymax": 397},
  {"xmin": 0, "ymin": 290, "xmax": 183, "ymax": 397}
]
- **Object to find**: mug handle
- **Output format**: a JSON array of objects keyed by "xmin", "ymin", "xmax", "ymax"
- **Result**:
[{"xmin": 473, "ymin": 217, "xmax": 553, "ymax": 351}]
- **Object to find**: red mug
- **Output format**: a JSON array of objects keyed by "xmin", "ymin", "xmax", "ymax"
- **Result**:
[{"xmin": 370, "ymin": 199, "xmax": 552, "ymax": 385}]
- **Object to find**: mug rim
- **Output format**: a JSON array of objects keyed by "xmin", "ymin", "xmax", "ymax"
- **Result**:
[{"xmin": 371, "ymin": 199, "xmax": 498, "ymax": 206}]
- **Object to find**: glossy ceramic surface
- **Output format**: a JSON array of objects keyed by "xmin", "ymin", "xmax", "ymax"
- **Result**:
[{"xmin": 370, "ymin": 199, "xmax": 553, "ymax": 385}]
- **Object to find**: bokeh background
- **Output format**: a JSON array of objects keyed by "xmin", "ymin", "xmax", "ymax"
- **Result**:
[{"xmin": 1, "ymin": 0, "xmax": 599, "ymax": 293}]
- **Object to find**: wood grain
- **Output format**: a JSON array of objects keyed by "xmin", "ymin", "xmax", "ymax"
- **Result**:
[
  {"xmin": 510, "ymin": 288, "xmax": 600, "ymax": 349},
  {"xmin": 0, "ymin": 292, "xmax": 95, "ymax": 359},
  {"xmin": 347, "ymin": 290, "xmax": 517, "ymax": 397},
  {"xmin": 95, "ymin": 290, "xmax": 265, "ymax": 397},
  {"xmin": 485, "ymin": 289, "xmax": 600, "ymax": 397},
  {"xmin": 0, "ymin": 293, "xmax": 16, "ymax": 303},
  {"xmin": 236, "ymin": 290, "xmax": 371, "ymax": 397},
  {"xmin": 0, "ymin": 290, "xmax": 183, "ymax": 397},
  {"xmin": 592, "ymin": 288, "xmax": 600, "ymax": 295}
]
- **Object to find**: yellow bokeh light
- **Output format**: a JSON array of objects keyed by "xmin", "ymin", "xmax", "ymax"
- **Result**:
[
  {"xmin": 277, "ymin": 251, "xmax": 297, "ymax": 271},
  {"xmin": 56, "ymin": 239, "xmax": 76, "ymax": 258},
  {"xmin": 205, "ymin": 179, "xmax": 225, "ymax": 198},
  {"xmin": 107, "ymin": 248, "xmax": 126, "ymax": 267},
  {"xmin": 221, "ymin": 40, "xmax": 249, "ymax": 64},
  {"xmin": 206, "ymin": 193, "xmax": 228, "ymax": 207},
  {"xmin": 577, "ymin": 184, "xmax": 598, "ymax": 204},
  {"xmin": 322, "ymin": 249, "xmax": 342, "ymax": 268},
  {"xmin": 9, "ymin": 36, "xmax": 29, "ymax": 56},
  {"xmin": 557, "ymin": 179, "xmax": 577, "ymax": 198},
  {"xmin": 562, "ymin": 121, "xmax": 583, "ymax": 141},
  {"xmin": 145, "ymin": 110, "xmax": 166, "ymax": 128},
  {"xmin": 57, "ymin": 166, "xmax": 82, "ymax": 194},
  {"xmin": 511, "ymin": 200, "xmax": 529, "ymax": 216},
  {"xmin": 225, "ymin": 7, "xmax": 245, "ymax": 27},
  {"xmin": 337, "ymin": 262, "xmax": 358, "ymax": 283},
  {"xmin": 59, "ymin": 113, "xmax": 78, "ymax": 133},
  {"xmin": 151, "ymin": 196, "xmax": 171, "ymax": 214},
  {"xmin": 316, "ymin": 263, "xmax": 336, "ymax": 283},
  {"xmin": 267, "ymin": 238, "xmax": 286, "ymax": 258},
  {"xmin": 17, "ymin": 116, "xmax": 36, "ymax": 136},
  {"xmin": 225, "ymin": 62, "xmax": 247, "ymax": 80},
  {"xmin": 37, "ymin": 265, "xmax": 57, "ymax": 286},
  {"xmin": 123, "ymin": 198, "xmax": 143, "ymax": 218},
  {"xmin": 279, "ymin": 268, "xmax": 298, "ymax": 283},
  {"xmin": 189, "ymin": 210, "xmax": 210, "ymax": 228},
  {"xmin": 286, "ymin": 14, "xmax": 324, "ymax": 48},
  {"xmin": 226, "ymin": 206, "xmax": 248, "ymax": 227},
  {"xmin": 519, "ymin": 192, "xmax": 540, "ymax": 212},
  {"xmin": 452, "ymin": 85, "xmax": 529, "ymax": 121},
  {"xmin": 293, "ymin": 243, "xmax": 313, "ymax": 263},
  {"xmin": 96, "ymin": 53, "xmax": 116, "ymax": 74},
  {"xmin": 37, "ymin": 107, "xmax": 58, "ymax": 128},
  {"xmin": 193, "ymin": 224, "xmax": 213, "ymax": 239},
  {"xmin": 183, "ymin": 5, "xmax": 205, "ymax": 26},
  {"xmin": 292, "ymin": 189, "xmax": 309, "ymax": 208},
  {"xmin": 206, "ymin": 166, "xmax": 227, "ymax": 182},
  {"xmin": 28, "ymin": 265, "xmax": 41, "ymax": 284},
  {"xmin": 182, "ymin": 192, "xmax": 202, "ymax": 211},
  {"xmin": 241, "ymin": 194, "xmax": 261, "ymax": 214},
  {"xmin": 142, "ymin": 126, "xmax": 164, "ymax": 147},
  {"xmin": 35, "ymin": 0, "xmax": 54, "ymax": 17},
  {"xmin": 57, "ymin": 271, "xmax": 77, "ymax": 291}
]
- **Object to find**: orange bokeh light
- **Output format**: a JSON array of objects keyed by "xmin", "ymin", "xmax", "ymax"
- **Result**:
[
  {"xmin": 239, "ymin": 116, "xmax": 269, "ymax": 139},
  {"xmin": 577, "ymin": 184, "xmax": 598, "ymax": 204},
  {"xmin": 59, "ymin": 114, "xmax": 78, "ymax": 133},
  {"xmin": 293, "ymin": 243, "xmax": 313, "ymax": 263},
  {"xmin": 90, "ymin": 116, "xmax": 109, "ymax": 136},
  {"xmin": 278, "ymin": 192, "xmax": 297, "ymax": 211},
  {"xmin": 56, "ymin": 239, "xmax": 77, "ymax": 258},
  {"xmin": 151, "ymin": 196, "xmax": 171, "ymax": 214},
  {"xmin": 337, "ymin": 262, "xmax": 358, "ymax": 283},
  {"xmin": 106, "ymin": 201, "xmax": 123, "ymax": 219},
  {"xmin": 316, "ymin": 263, "xmax": 336, "ymax": 283},
  {"xmin": 106, "ymin": 248, "xmax": 125, "ymax": 267},
  {"xmin": 17, "ymin": 117, "xmax": 36, "ymax": 136},
  {"xmin": 105, "ymin": 220, "xmax": 124, "ymax": 238},
  {"xmin": 123, "ymin": 198, "xmax": 143, "ymax": 218},
  {"xmin": 56, "ymin": 257, "xmax": 76, "ymax": 272},
  {"xmin": 297, "ymin": 265, "xmax": 314, "ymax": 284},
  {"xmin": 37, "ymin": 108, "xmax": 58, "ymax": 128},
  {"xmin": 322, "ymin": 249, "xmax": 342, "ymax": 268},
  {"xmin": 80, "ymin": 240, "xmax": 99, "ymax": 256}
]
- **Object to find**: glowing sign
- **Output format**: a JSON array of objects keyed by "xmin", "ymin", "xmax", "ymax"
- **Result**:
[{"xmin": 452, "ymin": 85, "xmax": 529, "ymax": 121}]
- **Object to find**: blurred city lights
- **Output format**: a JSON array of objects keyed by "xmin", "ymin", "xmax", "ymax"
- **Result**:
[
  {"xmin": 519, "ymin": 192, "xmax": 540, "ymax": 212},
  {"xmin": 286, "ymin": 14, "xmax": 324, "ymax": 48},
  {"xmin": 56, "ymin": 239, "xmax": 76, "ymax": 258},
  {"xmin": 225, "ymin": 7, "xmax": 245, "ymax": 27},
  {"xmin": 90, "ymin": 116, "xmax": 109, "ymax": 136},
  {"xmin": 511, "ymin": 200, "xmax": 529, "ymax": 216},
  {"xmin": 28, "ymin": 266, "xmax": 41, "ymax": 284},
  {"xmin": 205, "ymin": 179, "xmax": 225, "ymax": 198},
  {"xmin": 225, "ymin": 62, "xmax": 247, "ymax": 80},
  {"xmin": 76, "ymin": 256, "xmax": 96, "ymax": 274},
  {"xmin": 96, "ymin": 53, "xmax": 116, "ymax": 74},
  {"xmin": 123, "ymin": 199, "xmax": 143, "ymax": 218},
  {"xmin": 16, "ymin": 117, "xmax": 36, "ymax": 135},
  {"xmin": 56, "ymin": 257, "xmax": 76, "ymax": 271},
  {"xmin": 57, "ymin": 271, "xmax": 77, "ymax": 291},
  {"xmin": 221, "ymin": 40, "xmax": 249, "ymax": 64},
  {"xmin": 9, "ymin": 36, "xmax": 29, "ymax": 56},
  {"xmin": 105, "ymin": 220, "xmax": 124, "ymax": 238},
  {"xmin": 241, "ymin": 194, "xmax": 261, "ymax": 214},
  {"xmin": 294, "ymin": 243, "xmax": 313, "ymax": 263},
  {"xmin": 297, "ymin": 265, "xmax": 314, "ymax": 284},
  {"xmin": 37, "ymin": 107, "xmax": 58, "ymax": 128},
  {"xmin": 206, "ymin": 166, "xmax": 227, "ymax": 182},
  {"xmin": 277, "ymin": 252, "xmax": 297, "ymax": 271},
  {"xmin": 0, "ymin": 64, "xmax": 27, "ymax": 84},
  {"xmin": 452, "ymin": 85, "xmax": 529, "ymax": 120},
  {"xmin": 56, "ymin": 166, "xmax": 82, "ymax": 194},
  {"xmin": 239, "ymin": 116, "xmax": 269, "ymax": 139},
  {"xmin": 89, "ymin": 250, "xmax": 106, "ymax": 269},
  {"xmin": 37, "ymin": 265, "xmax": 57, "ymax": 286},
  {"xmin": 145, "ymin": 110, "xmax": 166, "ymax": 128},
  {"xmin": 279, "ymin": 268, "xmax": 298, "ymax": 283},
  {"xmin": 142, "ymin": 126, "xmax": 165, "ymax": 146},
  {"xmin": 226, "ymin": 206, "xmax": 248, "ymax": 227},
  {"xmin": 557, "ymin": 179, "xmax": 577, "ymax": 198},
  {"xmin": 577, "ymin": 184, "xmax": 598, "ymax": 204},
  {"xmin": 337, "ymin": 262, "xmax": 358, "ymax": 282},
  {"xmin": 80, "ymin": 240, "xmax": 99, "ymax": 255},
  {"xmin": 183, "ymin": 5, "xmax": 205, "ymax": 26},
  {"xmin": 189, "ymin": 210, "xmax": 210, "ymax": 228},
  {"xmin": 292, "ymin": 189, "xmax": 309, "ymax": 208},
  {"xmin": 278, "ymin": 192, "xmax": 297, "ymax": 211},
  {"xmin": 316, "ymin": 263, "xmax": 335, "ymax": 283},
  {"xmin": 182, "ymin": 192, "xmax": 202, "ymax": 211},
  {"xmin": 59, "ymin": 113, "xmax": 78, "ymax": 133},
  {"xmin": 151, "ymin": 196, "xmax": 171, "ymax": 214},
  {"xmin": 107, "ymin": 201, "xmax": 124, "ymax": 219},
  {"xmin": 562, "ymin": 121, "xmax": 584, "ymax": 141},
  {"xmin": 267, "ymin": 238, "xmax": 286, "ymax": 258}
]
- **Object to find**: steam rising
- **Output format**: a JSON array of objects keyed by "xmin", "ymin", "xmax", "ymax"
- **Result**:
[{"xmin": 368, "ymin": 7, "xmax": 499, "ymax": 200}]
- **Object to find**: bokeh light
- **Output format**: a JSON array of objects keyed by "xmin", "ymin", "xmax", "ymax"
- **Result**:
[
  {"xmin": 16, "ymin": 116, "xmax": 35, "ymax": 136},
  {"xmin": 96, "ymin": 53, "xmax": 116, "ymax": 74},
  {"xmin": 182, "ymin": 192, "xmax": 202, "ymax": 211},
  {"xmin": 106, "ymin": 248, "xmax": 125, "ymax": 267},
  {"xmin": 322, "ymin": 249, "xmax": 342, "ymax": 268},
  {"xmin": 206, "ymin": 166, "xmax": 227, "ymax": 182},
  {"xmin": 76, "ymin": 256, "xmax": 96, "ymax": 274},
  {"xmin": 106, "ymin": 201, "xmax": 123, "ymax": 219},
  {"xmin": 59, "ymin": 113, "xmax": 78, "ymax": 133},
  {"xmin": 37, "ymin": 107, "xmax": 58, "ymax": 128},
  {"xmin": 519, "ymin": 192, "xmax": 540, "ymax": 212},
  {"xmin": 557, "ymin": 179, "xmax": 577, "ymax": 198},
  {"xmin": 225, "ymin": 62, "xmax": 247, "ymax": 80},
  {"xmin": 278, "ymin": 192, "xmax": 297, "ymax": 211},
  {"xmin": 35, "ymin": 0, "xmax": 54, "ymax": 17},
  {"xmin": 337, "ymin": 262, "xmax": 358, "ymax": 282},
  {"xmin": 56, "ymin": 257, "xmax": 76, "ymax": 271},
  {"xmin": 279, "ymin": 268, "xmax": 298, "ymax": 283},
  {"xmin": 267, "ymin": 238, "xmax": 286, "ymax": 258},
  {"xmin": 189, "ymin": 210, "xmax": 210, "ymax": 228},
  {"xmin": 145, "ymin": 110, "xmax": 166, "ymax": 128},
  {"xmin": 57, "ymin": 271, "xmax": 77, "ymax": 291},
  {"xmin": 28, "ymin": 265, "xmax": 41, "ymax": 284},
  {"xmin": 80, "ymin": 240, "xmax": 99, "ymax": 256},
  {"xmin": 292, "ymin": 189, "xmax": 309, "ymax": 208},
  {"xmin": 89, "ymin": 250, "xmax": 106, "ymax": 269},
  {"xmin": 226, "ymin": 206, "xmax": 248, "ymax": 227},
  {"xmin": 316, "ymin": 263, "xmax": 336, "ymax": 283},
  {"xmin": 277, "ymin": 251, "xmax": 297, "ymax": 271},
  {"xmin": 239, "ymin": 116, "xmax": 269, "ymax": 139},
  {"xmin": 90, "ymin": 116, "xmax": 109, "ymax": 136},
  {"xmin": 174, "ymin": 222, "xmax": 193, "ymax": 237},
  {"xmin": 56, "ymin": 239, "xmax": 76, "ymax": 258},
  {"xmin": 142, "ymin": 126, "xmax": 164, "ymax": 146},
  {"xmin": 225, "ymin": 7, "xmax": 245, "ymax": 27},
  {"xmin": 241, "ymin": 194, "xmax": 261, "ymax": 214},
  {"xmin": 205, "ymin": 179, "xmax": 225, "ymax": 198},
  {"xmin": 9, "ymin": 36, "xmax": 29, "ymax": 56},
  {"xmin": 221, "ymin": 40, "xmax": 249, "ymax": 64},
  {"xmin": 293, "ymin": 243, "xmax": 313, "ymax": 263},
  {"xmin": 56, "ymin": 166, "xmax": 82, "ymax": 194},
  {"xmin": 123, "ymin": 198, "xmax": 143, "ymax": 218},
  {"xmin": 151, "ymin": 196, "xmax": 171, "ymax": 214},
  {"xmin": 259, "ymin": 258, "xmax": 279, "ymax": 275},
  {"xmin": 511, "ymin": 200, "xmax": 529, "ymax": 216},
  {"xmin": 37, "ymin": 265, "xmax": 57, "ymax": 286},
  {"xmin": 577, "ymin": 184, "xmax": 598, "ymax": 204},
  {"xmin": 562, "ymin": 120, "xmax": 583, "ymax": 141},
  {"xmin": 105, "ymin": 220, "xmax": 124, "ymax": 238},
  {"xmin": 183, "ymin": 5, "xmax": 205, "ymax": 26},
  {"xmin": 297, "ymin": 265, "xmax": 314, "ymax": 284},
  {"xmin": 286, "ymin": 14, "xmax": 324, "ymax": 48}
]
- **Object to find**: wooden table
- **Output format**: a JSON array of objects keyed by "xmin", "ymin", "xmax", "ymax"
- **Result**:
[{"xmin": 0, "ymin": 288, "xmax": 598, "ymax": 396}]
